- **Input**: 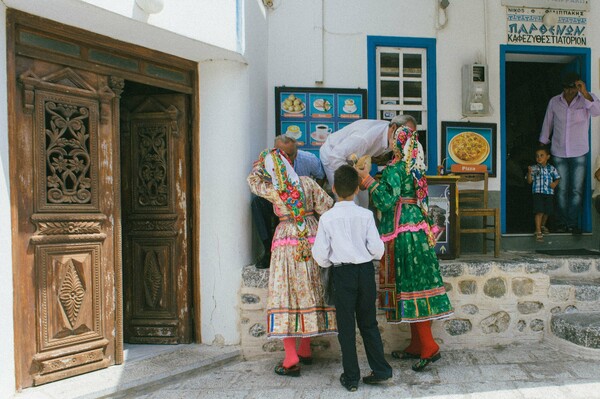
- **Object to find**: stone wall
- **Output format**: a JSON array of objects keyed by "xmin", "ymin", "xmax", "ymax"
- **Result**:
[{"xmin": 239, "ymin": 254, "xmax": 600, "ymax": 360}]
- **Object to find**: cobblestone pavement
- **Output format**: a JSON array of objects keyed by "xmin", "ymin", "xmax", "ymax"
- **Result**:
[{"xmin": 122, "ymin": 343, "xmax": 600, "ymax": 399}]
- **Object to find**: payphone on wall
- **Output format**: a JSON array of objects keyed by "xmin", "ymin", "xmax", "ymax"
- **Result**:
[{"xmin": 462, "ymin": 64, "xmax": 490, "ymax": 116}]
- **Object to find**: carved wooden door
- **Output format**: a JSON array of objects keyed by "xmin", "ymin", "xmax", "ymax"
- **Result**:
[
  {"xmin": 13, "ymin": 57, "xmax": 121, "ymax": 387},
  {"xmin": 121, "ymin": 94, "xmax": 192, "ymax": 344}
]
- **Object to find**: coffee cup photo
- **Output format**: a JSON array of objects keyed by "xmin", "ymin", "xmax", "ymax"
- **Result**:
[
  {"xmin": 344, "ymin": 99, "xmax": 355, "ymax": 107},
  {"xmin": 312, "ymin": 124, "xmax": 332, "ymax": 141},
  {"xmin": 316, "ymin": 124, "xmax": 332, "ymax": 136}
]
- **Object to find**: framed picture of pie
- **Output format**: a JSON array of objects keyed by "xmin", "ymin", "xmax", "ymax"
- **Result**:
[{"xmin": 441, "ymin": 122, "xmax": 496, "ymax": 177}]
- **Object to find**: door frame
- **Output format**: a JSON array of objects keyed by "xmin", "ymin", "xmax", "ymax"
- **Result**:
[
  {"xmin": 8, "ymin": 10, "xmax": 201, "ymax": 388},
  {"xmin": 500, "ymin": 44, "xmax": 592, "ymax": 233}
]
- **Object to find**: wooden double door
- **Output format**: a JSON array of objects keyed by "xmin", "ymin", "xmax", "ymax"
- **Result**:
[{"xmin": 12, "ymin": 55, "xmax": 193, "ymax": 388}]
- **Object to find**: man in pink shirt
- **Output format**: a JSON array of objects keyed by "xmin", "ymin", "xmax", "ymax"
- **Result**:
[{"xmin": 539, "ymin": 72, "xmax": 600, "ymax": 234}]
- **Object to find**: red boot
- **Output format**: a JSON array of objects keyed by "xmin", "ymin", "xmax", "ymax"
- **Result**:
[
  {"xmin": 392, "ymin": 323, "xmax": 420, "ymax": 359},
  {"xmin": 297, "ymin": 337, "xmax": 313, "ymax": 364},
  {"xmin": 412, "ymin": 321, "xmax": 441, "ymax": 372},
  {"xmin": 275, "ymin": 338, "xmax": 301, "ymax": 376}
]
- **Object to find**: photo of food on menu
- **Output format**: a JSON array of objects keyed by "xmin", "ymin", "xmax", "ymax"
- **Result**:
[{"xmin": 276, "ymin": 87, "xmax": 367, "ymax": 158}]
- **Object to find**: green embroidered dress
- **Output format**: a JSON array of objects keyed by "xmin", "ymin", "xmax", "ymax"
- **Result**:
[{"xmin": 368, "ymin": 162, "xmax": 453, "ymax": 323}]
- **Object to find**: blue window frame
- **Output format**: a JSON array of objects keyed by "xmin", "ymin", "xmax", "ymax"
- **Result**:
[{"xmin": 367, "ymin": 36, "xmax": 437, "ymax": 175}]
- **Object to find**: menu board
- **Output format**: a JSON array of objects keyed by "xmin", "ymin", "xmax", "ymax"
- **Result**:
[{"xmin": 275, "ymin": 87, "xmax": 368, "ymax": 158}]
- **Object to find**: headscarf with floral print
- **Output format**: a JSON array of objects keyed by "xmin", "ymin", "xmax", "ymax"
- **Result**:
[
  {"xmin": 390, "ymin": 125, "xmax": 436, "ymax": 246},
  {"xmin": 255, "ymin": 148, "xmax": 312, "ymax": 261}
]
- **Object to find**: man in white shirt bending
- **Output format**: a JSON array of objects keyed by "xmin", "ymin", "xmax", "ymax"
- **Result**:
[{"xmin": 319, "ymin": 115, "xmax": 417, "ymax": 207}]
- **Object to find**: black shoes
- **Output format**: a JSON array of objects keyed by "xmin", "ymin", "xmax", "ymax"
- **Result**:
[
  {"xmin": 339, "ymin": 373, "xmax": 358, "ymax": 392},
  {"xmin": 362, "ymin": 371, "xmax": 392, "ymax": 384},
  {"xmin": 298, "ymin": 355, "xmax": 313, "ymax": 365},
  {"xmin": 412, "ymin": 352, "xmax": 441, "ymax": 372},
  {"xmin": 391, "ymin": 350, "xmax": 420, "ymax": 359},
  {"xmin": 571, "ymin": 226, "xmax": 583, "ymax": 235},
  {"xmin": 339, "ymin": 371, "xmax": 391, "ymax": 391},
  {"xmin": 274, "ymin": 363, "xmax": 300, "ymax": 377}
]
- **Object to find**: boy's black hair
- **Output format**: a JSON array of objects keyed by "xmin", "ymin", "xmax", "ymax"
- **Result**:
[
  {"xmin": 536, "ymin": 144, "xmax": 551, "ymax": 156},
  {"xmin": 334, "ymin": 165, "xmax": 359, "ymax": 198}
]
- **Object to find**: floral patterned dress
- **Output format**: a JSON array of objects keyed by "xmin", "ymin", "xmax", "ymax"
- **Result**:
[
  {"xmin": 368, "ymin": 162, "xmax": 453, "ymax": 323},
  {"xmin": 248, "ymin": 170, "xmax": 337, "ymax": 338}
]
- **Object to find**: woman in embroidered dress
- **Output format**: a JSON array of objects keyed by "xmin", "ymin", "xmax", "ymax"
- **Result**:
[
  {"xmin": 358, "ymin": 117, "xmax": 453, "ymax": 372},
  {"xmin": 247, "ymin": 148, "xmax": 337, "ymax": 377}
]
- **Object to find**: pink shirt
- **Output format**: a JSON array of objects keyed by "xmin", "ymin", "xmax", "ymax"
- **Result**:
[{"xmin": 539, "ymin": 92, "xmax": 600, "ymax": 158}]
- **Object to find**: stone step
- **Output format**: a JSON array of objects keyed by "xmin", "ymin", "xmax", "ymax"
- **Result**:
[
  {"xmin": 550, "ymin": 277, "xmax": 600, "ymax": 302},
  {"xmin": 550, "ymin": 312, "xmax": 600, "ymax": 349},
  {"xmin": 14, "ymin": 344, "xmax": 242, "ymax": 399}
]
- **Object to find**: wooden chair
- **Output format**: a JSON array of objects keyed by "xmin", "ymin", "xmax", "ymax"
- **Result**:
[{"xmin": 455, "ymin": 171, "xmax": 500, "ymax": 257}]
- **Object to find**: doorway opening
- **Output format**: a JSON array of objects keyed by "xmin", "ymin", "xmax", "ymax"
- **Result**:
[
  {"xmin": 502, "ymin": 46, "xmax": 591, "ymax": 234},
  {"xmin": 120, "ymin": 80, "xmax": 194, "ymax": 345},
  {"xmin": 505, "ymin": 59, "xmax": 564, "ymax": 233}
]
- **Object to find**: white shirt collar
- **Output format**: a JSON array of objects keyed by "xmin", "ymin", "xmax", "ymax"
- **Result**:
[{"xmin": 334, "ymin": 200, "xmax": 357, "ymax": 207}]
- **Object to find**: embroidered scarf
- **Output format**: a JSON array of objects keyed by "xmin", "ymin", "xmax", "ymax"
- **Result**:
[
  {"xmin": 390, "ymin": 126, "xmax": 435, "ymax": 246},
  {"xmin": 257, "ymin": 148, "xmax": 312, "ymax": 261}
]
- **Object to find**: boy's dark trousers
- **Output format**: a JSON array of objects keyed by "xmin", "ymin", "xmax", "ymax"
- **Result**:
[{"xmin": 332, "ymin": 261, "xmax": 392, "ymax": 383}]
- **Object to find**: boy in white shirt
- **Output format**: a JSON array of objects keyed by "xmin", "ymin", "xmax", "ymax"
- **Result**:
[{"xmin": 312, "ymin": 165, "xmax": 392, "ymax": 392}]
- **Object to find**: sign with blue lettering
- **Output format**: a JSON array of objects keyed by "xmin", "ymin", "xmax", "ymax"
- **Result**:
[
  {"xmin": 506, "ymin": 7, "xmax": 587, "ymax": 46},
  {"xmin": 502, "ymin": 0, "xmax": 589, "ymax": 12}
]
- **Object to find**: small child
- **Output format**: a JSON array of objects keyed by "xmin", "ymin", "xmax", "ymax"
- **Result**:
[
  {"xmin": 312, "ymin": 165, "xmax": 392, "ymax": 392},
  {"xmin": 527, "ymin": 146, "xmax": 560, "ymax": 242}
]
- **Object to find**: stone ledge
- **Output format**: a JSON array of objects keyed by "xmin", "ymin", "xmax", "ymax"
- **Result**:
[
  {"xmin": 240, "ymin": 253, "xmax": 600, "ymax": 359},
  {"xmin": 241, "ymin": 265, "xmax": 269, "ymax": 288},
  {"xmin": 551, "ymin": 312, "xmax": 600, "ymax": 349},
  {"xmin": 550, "ymin": 278, "xmax": 600, "ymax": 302},
  {"xmin": 544, "ymin": 331, "xmax": 600, "ymax": 360}
]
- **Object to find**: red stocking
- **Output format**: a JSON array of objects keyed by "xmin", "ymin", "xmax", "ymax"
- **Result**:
[
  {"xmin": 403, "ymin": 323, "xmax": 421, "ymax": 355},
  {"xmin": 297, "ymin": 337, "xmax": 311, "ymax": 358},
  {"xmin": 414, "ymin": 320, "xmax": 439, "ymax": 359},
  {"xmin": 282, "ymin": 337, "xmax": 299, "ymax": 368}
]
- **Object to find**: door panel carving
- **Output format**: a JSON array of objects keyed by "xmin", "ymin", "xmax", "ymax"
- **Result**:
[
  {"xmin": 36, "ymin": 92, "xmax": 99, "ymax": 211},
  {"xmin": 36, "ymin": 243, "xmax": 104, "ymax": 348},
  {"xmin": 13, "ymin": 58, "xmax": 118, "ymax": 387},
  {"xmin": 122, "ymin": 94, "xmax": 191, "ymax": 344}
]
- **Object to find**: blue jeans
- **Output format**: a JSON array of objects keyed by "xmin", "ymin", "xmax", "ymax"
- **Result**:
[{"xmin": 553, "ymin": 155, "xmax": 586, "ymax": 228}]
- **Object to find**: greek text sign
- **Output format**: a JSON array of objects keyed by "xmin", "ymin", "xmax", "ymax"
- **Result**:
[
  {"xmin": 502, "ymin": 0, "xmax": 589, "ymax": 11},
  {"xmin": 507, "ymin": 7, "xmax": 587, "ymax": 47}
]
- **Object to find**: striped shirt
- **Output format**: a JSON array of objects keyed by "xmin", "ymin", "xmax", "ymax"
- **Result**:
[
  {"xmin": 294, "ymin": 150, "xmax": 325, "ymax": 180},
  {"xmin": 530, "ymin": 163, "xmax": 560, "ymax": 195}
]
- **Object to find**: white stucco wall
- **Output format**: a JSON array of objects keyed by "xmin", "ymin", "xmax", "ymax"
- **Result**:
[
  {"xmin": 79, "ymin": 0, "xmax": 239, "ymax": 52},
  {"xmin": 199, "ymin": 0, "xmax": 269, "ymax": 345},
  {"xmin": 0, "ymin": 5, "xmax": 16, "ymax": 398},
  {"xmin": 3, "ymin": 0, "xmax": 244, "ymax": 63},
  {"xmin": 266, "ymin": 0, "xmax": 600, "ymax": 191}
]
